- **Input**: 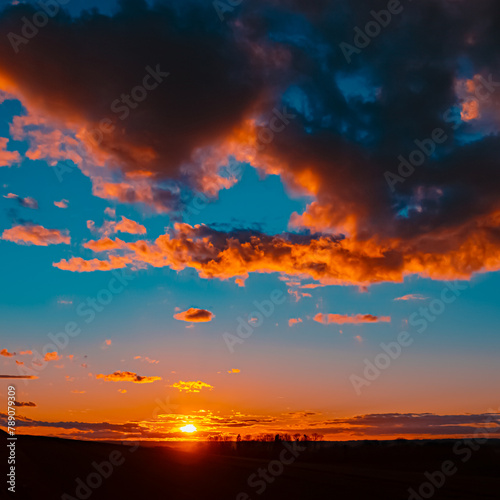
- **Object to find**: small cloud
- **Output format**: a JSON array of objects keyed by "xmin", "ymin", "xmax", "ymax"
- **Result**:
[
  {"xmin": 118, "ymin": 389, "xmax": 127, "ymax": 394},
  {"xmin": 114, "ymin": 216, "xmax": 146, "ymax": 235},
  {"xmin": 14, "ymin": 401, "xmax": 36, "ymax": 407},
  {"xmin": 71, "ymin": 390, "xmax": 86, "ymax": 394},
  {"xmin": 235, "ymin": 278, "xmax": 246, "ymax": 287},
  {"xmin": 57, "ymin": 298, "xmax": 73, "ymax": 305},
  {"xmin": 288, "ymin": 318, "xmax": 303, "ymax": 327},
  {"xmin": 101, "ymin": 339, "xmax": 112, "ymax": 349},
  {"xmin": 54, "ymin": 199, "xmax": 69, "ymax": 209},
  {"xmin": 104, "ymin": 207, "xmax": 116, "ymax": 218},
  {"xmin": 227, "ymin": 368, "xmax": 240, "ymax": 374},
  {"xmin": 169, "ymin": 380, "xmax": 214, "ymax": 393},
  {"xmin": 173, "ymin": 308, "xmax": 214, "ymax": 323},
  {"xmin": 134, "ymin": 356, "xmax": 159, "ymax": 364},
  {"xmin": 394, "ymin": 294, "xmax": 429, "ymax": 301},
  {"xmin": 96, "ymin": 371, "xmax": 162, "ymax": 384},
  {"xmin": 1, "ymin": 224, "xmax": 70, "ymax": 246},
  {"xmin": 81, "ymin": 363, "xmax": 88, "ymax": 368},
  {"xmin": 355, "ymin": 335, "xmax": 363, "ymax": 343},
  {"xmin": 3, "ymin": 193, "xmax": 38, "ymax": 209},
  {"xmin": 44, "ymin": 351, "xmax": 60, "ymax": 362},
  {"xmin": 19, "ymin": 350, "xmax": 32, "ymax": 355},
  {"xmin": 65, "ymin": 375, "xmax": 75, "ymax": 382},
  {"xmin": 314, "ymin": 313, "xmax": 391, "ymax": 325},
  {"xmin": 0, "ymin": 348, "xmax": 15, "ymax": 357},
  {"xmin": 15, "ymin": 360, "xmax": 24, "ymax": 365}
]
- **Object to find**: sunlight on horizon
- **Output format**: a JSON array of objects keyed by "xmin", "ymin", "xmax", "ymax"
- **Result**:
[{"xmin": 180, "ymin": 424, "xmax": 197, "ymax": 433}]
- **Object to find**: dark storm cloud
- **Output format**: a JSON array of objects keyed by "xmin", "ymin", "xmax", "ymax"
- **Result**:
[{"xmin": 1, "ymin": 0, "xmax": 500, "ymax": 282}]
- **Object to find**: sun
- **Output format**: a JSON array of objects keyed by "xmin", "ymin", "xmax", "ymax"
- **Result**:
[{"xmin": 180, "ymin": 424, "xmax": 197, "ymax": 433}]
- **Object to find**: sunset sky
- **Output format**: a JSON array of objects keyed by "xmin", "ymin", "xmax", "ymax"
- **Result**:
[{"xmin": 0, "ymin": 0, "xmax": 499, "ymax": 442}]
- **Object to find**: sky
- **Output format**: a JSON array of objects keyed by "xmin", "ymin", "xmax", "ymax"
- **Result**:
[{"xmin": 0, "ymin": 0, "xmax": 499, "ymax": 442}]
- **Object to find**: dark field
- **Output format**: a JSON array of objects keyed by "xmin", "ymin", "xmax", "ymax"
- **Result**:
[{"xmin": 4, "ymin": 431, "xmax": 500, "ymax": 500}]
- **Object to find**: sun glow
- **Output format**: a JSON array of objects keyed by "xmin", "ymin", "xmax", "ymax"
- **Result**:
[{"xmin": 180, "ymin": 424, "xmax": 197, "ymax": 433}]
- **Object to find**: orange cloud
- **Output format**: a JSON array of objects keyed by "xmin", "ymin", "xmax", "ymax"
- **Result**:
[
  {"xmin": 53, "ymin": 255, "xmax": 129, "ymax": 272},
  {"xmin": 54, "ymin": 199, "xmax": 69, "ymax": 208},
  {"xmin": 314, "ymin": 313, "xmax": 391, "ymax": 325},
  {"xmin": 0, "ymin": 348, "xmax": 15, "ymax": 357},
  {"xmin": 101, "ymin": 339, "xmax": 112, "ymax": 349},
  {"xmin": 170, "ymin": 380, "xmax": 214, "ymax": 393},
  {"xmin": 134, "ymin": 356, "xmax": 159, "ymax": 364},
  {"xmin": 52, "ymin": 216, "xmax": 500, "ymax": 285},
  {"xmin": 3, "ymin": 193, "xmax": 38, "ymax": 209},
  {"xmin": 87, "ymin": 216, "xmax": 146, "ymax": 237},
  {"xmin": 173, "ymin": 308, "xmax": 214, "ymax": 323},
  {"xmin": 2, "ymin": 224, "xmax": 70, "ymax": 246},
  {"xmin": 96, "ymin": 371, "xmax": 161, "ymax": 384},
  {"xmin": 114, "ymin": 216, "xmax": 146, "ymax": 235},
  {"xmin": 288, "ymin": 318, "xmax": 303, "ymax": 327},
  {"xmin": 227, "ymin": 368, "xmax": 240, "ymax": 374},
  {"xmin": 44, "ymin": 351, "xmax": 60, "ymax": 361},
  {"xmin": 15, "ymin": 360, "xmax": 24, "ymax": 365},
  {"xmin": 0, "ymin": 137, "xmax": 20, "ymax": 167},
  {"xmin": 19, "ymin": 350, "xmax": 32, "ymax": 355},
  {"xmin": 71, "ymin": 390, "xmax": 86, "ymax": 394}
]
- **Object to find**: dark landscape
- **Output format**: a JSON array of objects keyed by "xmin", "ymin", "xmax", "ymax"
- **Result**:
[{"xmin": 3, "ymin": 430, "xmax": 500, "ymax": 500}]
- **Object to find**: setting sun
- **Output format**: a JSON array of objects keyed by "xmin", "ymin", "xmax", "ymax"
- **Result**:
[{"xmin": 180, "ymin": 424, "xmax": 197, "ymax": 433}]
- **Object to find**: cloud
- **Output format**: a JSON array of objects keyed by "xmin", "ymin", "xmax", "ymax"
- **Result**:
[
  {"xmin": 3, "ymin": 193, "xmax": 38, "ymax": 209},
  {"xmin": 0, "ymin": 348, "xmax": 15, "ymax": 357},
  {"xmin": 19, "ymin": 350, "xmax": 32, "ymax": 355},
  {"xmin": 288, "ymin": 318, "xmax": 303, "ymax": 327},
  {"xmin": 71, "ymin": 390, "xmax": 86, "ymax": 394},
  {"xmin": 394, "ymin": 294, "xmax": 429, "ymax": 301},
  {"xmin": 173, "ymin": 308, "xmax": 214, "ymax": 323},
  {"xmin": 0, "ymin": 137, "xmax": 20, "ymax": 167},
  {"xmin": 87, "ymin": 216, "xmax": 146, "ymax": 236},
  {"xmin": 57, "ymin": 298, "xmax": 73, "ymax": 305},
  {"xmin": 170, "ymin": 381, "xmax": 214, "ymax": 393},
  {"xmin": 43, "ymin": 351, "xmax": 60, "ymax": 362},
  {"xmin": 53, "ymin": 255, "xmax": 129, "ymax": 272},
  {"xmin": 314, "ymin": 313, "xmax": 391, "ymax": 325},
  {"xmin": 101, "ymin": 339, "xmax": 112, "ymax": 349},
  {"xmin": 54, "ymin": 199, "xmax": 69, "ymax": 209},
  {"xmin": 227, "ymin": 368, "xmax": 240, "ymax": 374},
  {"xmin": 134, "ymin": 356, "xmax": 159, "ymax": 364},
  {"xmin": 1, "ymin": 1, "xmax": 500, "ymax": 285},
  {"xmin": 14, "ymin": 401, "xmax": 36, "ymax": 407},
  {"xmin": 96, "ymin": 371, "xmax": 161, "ymax": 384},
  {"xmin": 0, "ymin": 375, "xmax": 38, "ymax": 379},
  {"xmin": 114, "ymin": 216, "xmax": 146, "ymax": 235},
  {"xmin": 2, "ymin": 224, "xmax": 70, "ymax": 246}
]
